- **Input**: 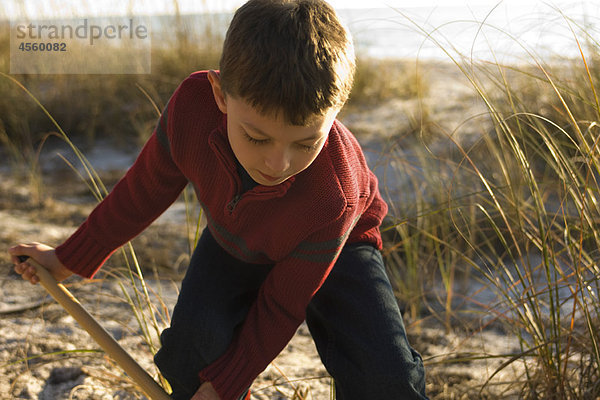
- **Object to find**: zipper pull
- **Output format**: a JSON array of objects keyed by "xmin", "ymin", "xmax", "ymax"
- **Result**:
[{"xmin": 227, "ymin": 195, "xmax": 242, "ymax": 214}]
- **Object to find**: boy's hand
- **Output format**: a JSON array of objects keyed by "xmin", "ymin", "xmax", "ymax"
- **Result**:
[
  {"xmin": 9, "ymin": 243, "xmax": 72, "ymax": 284},
  {"xmin": 191, "ymin": 382, "xmax": 221, "ymax": 400}
]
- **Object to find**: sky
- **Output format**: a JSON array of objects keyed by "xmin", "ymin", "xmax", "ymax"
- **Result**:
[{"xmin": 2, "ymin": 0, "xmax": 582, "ymax": 19}]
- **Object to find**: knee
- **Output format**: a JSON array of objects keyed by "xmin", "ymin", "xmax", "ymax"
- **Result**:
[
  {"xmin": 384, "ymin": 347, "xmax": 426, "ymax": 381},
  {"xmin": 154, "ymin": 321, "xmax": 235, "ymax": 397},
  {"xmin": 160, "ymin": 317, "xmax": 234, "ymax": 363},
  {"xmin": 378, "ymin": 350, "xmax": 427, "ymax": 398}
]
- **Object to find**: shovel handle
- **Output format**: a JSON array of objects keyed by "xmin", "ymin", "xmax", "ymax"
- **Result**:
[{"xmin": 17, "ymin": 256, "xmax": 171, "ymax": 400}]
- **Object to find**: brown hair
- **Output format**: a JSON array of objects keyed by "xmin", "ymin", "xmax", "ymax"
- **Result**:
[{"xmin": 219, "ymin": 0, "xmax": 355, "ymax": 125}]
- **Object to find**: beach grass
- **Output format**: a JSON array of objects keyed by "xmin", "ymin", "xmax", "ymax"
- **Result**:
[{"xmin": 379, "ymin": 4, "xmax": 600, "ymax": 399}]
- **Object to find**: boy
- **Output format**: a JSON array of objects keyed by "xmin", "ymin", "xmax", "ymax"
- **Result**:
[{"xmin": 10, "ymin": 1, "xmax": 428, "ymax": 399}]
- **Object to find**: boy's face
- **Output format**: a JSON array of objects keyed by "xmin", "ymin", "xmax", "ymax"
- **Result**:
[{"xmin": 209, "ymin": 71, "xmax": 338, "ymax": 186}]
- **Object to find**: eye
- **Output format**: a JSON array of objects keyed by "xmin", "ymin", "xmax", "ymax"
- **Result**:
[
  {"xmin": 296, "ymin": 143, "xmax": 317, "ymax": 153},
  {"xmin": 296, "ymin": 140, "xmax": 321, "ymax": 153},
  {"xmin": 244, "ymin": 132, "xmax": 269, "ymax": 145}
]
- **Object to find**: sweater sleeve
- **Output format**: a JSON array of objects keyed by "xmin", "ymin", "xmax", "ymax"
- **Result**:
[
  {"xmin": 198, "ymin": 211, "xmax": 360, "ymax": 400},
  {"xmin": 55, "ymin": 105, "xmax": 189, "ymax": 278}
]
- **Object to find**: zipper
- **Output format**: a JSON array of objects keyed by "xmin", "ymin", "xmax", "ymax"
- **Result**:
[
  {"xmin": 227, "ymin": 194, "xmax": 242, "ymax": 213},
  {"xmin": 226, "ymin": 183, "xmax": 293, "ymax": 216},
  {"xmin": 226, "ymin": 190, "xmax": 271, "ymax": 215}
]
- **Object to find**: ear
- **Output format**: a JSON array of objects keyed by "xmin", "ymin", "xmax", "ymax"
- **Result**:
[{"xmin": 208, "ymin": 70, "xmax": 227, "ymax": 114}]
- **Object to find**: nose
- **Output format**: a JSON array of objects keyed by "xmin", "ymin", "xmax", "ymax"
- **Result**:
[{"xmin": 264, "ymin": 147, "xmax": 290, "ymax": 175}]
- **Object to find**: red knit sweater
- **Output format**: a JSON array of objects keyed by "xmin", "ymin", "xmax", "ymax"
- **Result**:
[{"xmin": 55, "ymin": 71, "xmax": 388, "ymax": 399}]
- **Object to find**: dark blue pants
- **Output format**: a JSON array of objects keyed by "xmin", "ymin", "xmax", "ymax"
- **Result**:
[{"xmin": 155, "ymin": 229, "xmax": 427, "ymax": 400}]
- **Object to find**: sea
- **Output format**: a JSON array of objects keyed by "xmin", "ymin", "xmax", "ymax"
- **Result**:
[
  {"xmin": 149, "ymin": 1, "xmax": 600, "ymax": 64},
  {"xmin": 339, "ymin": 2, "xmax": 599, "ymax": 62}
]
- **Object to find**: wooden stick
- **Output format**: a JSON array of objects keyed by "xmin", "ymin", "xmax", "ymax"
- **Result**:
[{"xmin": 18, "ymin": 256, "xmax": 171, "ymax": 400}]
